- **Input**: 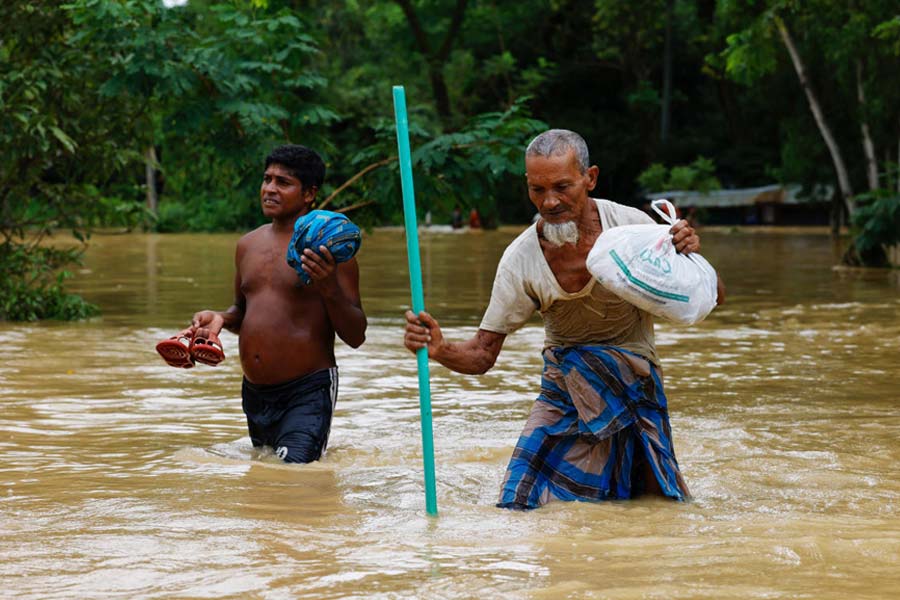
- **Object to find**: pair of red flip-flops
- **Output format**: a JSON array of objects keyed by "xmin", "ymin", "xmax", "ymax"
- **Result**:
[{"xmin": 155, "ymin": 329, "xmax": 225, "ymax": 369}]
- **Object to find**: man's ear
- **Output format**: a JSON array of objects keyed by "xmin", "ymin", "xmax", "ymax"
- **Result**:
[
  {"xmin": 304, "ymin": 186, "xmax": 319, "ymax": 207},
  {"xmin": 585, "ymin": 165, "xmax": 599, "ymax": 191}
]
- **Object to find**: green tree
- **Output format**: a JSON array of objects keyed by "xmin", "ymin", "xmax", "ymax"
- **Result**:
[
  {"xmin": 60, "ymin": 0, "xmax": 548, "ymax": 230},
  {"xmin": 267, "ymin": 0, "xmax": 552, "ymax": 225},
  {"xmin": 392, "ymin": 0, "xmax": 469, "ymax": 124},
  {"xmin": 718, "ymin": 1, "xmax": 900, "ymax": 263},
  {"xmin": 66, "ymin": 0, "xmax": 337, "ymax": 232},
  {"xmin": 719, "ymin": 1, "xmax": 900, "ymax": 219},
  {"xmin": 0, "ymin": 1, "xmax": 148, "ymax": 320},
  {"xmin": 637, "ymin": 156, "xmax": 721, "ymax": 194},
  {"xmin": 321, "ymin": 97, "xmax": 546, "ymax": 228}
]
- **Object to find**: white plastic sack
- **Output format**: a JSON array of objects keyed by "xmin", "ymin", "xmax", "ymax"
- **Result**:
[{"xmin": 586, "ymin": 199, "xmax": 718, "ymax": 325}]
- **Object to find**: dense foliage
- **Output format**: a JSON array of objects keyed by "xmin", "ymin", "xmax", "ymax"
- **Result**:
[
  {"xmin": 849, "ymin": 191, "xmax": 900, "ymax": 266},
  {"xmin": 2, "ymin": 0, "xmax": 899, "ymax": 319},
  {"xmin": 0, "ymin": 1, "xmax": 135, "ymax": 319}
]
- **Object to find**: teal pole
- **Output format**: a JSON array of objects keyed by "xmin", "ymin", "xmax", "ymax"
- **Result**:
[{"xmin": 392, "ymin": 85, "xmax": 438, "ymax": 517}]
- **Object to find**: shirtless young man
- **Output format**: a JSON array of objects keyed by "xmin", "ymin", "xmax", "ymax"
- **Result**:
[{"xmin": 191, "ymin": 144, "xmax": 367, "ymax": 463}]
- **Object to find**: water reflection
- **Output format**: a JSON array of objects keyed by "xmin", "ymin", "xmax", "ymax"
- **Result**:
[{"xmin": 1, "ymin": 227, "xmax": 899, "ymax": 599}]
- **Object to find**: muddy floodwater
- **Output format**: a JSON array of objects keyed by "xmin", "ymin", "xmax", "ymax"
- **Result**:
[{"xmin": 2, "ymin": 226, "xmax": 899, "ymax": 599}]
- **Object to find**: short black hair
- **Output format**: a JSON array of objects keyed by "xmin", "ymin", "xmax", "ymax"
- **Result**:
[{"xmin": 264, "ymin": 144, "xmax": 326, "ymax": 190}]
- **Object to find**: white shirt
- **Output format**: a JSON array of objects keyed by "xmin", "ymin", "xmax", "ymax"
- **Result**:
[{"xmin": 479, "ymin": 199, "xmax": 660, "ymax": 365}]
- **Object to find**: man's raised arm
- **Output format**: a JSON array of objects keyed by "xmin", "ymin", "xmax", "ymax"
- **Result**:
[{"xmin": 404, "ymin": 310, "xmax": 506, "ymax": 375}]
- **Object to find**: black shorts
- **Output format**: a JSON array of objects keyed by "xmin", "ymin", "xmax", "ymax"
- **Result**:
[{"xmin": 241, "ymin": 368, "xmax": 338, "ymax": 463}]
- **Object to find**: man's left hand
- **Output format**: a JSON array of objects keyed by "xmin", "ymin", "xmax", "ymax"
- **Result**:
[
  {"xmin": 302, "ymin": 246, "xmax": 339, "ymax": 295},
  {"xmin": 670, "ymin": 219, "xmax": 700, "ymax": 254}
]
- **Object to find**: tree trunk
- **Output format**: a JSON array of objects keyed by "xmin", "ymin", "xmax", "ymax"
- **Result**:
[
  {"xmin": 145, "ymin": 146, "xmax": 158, "ymax": 216},
  {"xmin": 660, "ymin": 0, "xmax": 674, "ymax": 144},
  {"xmin": 829, "ymin": 188, "xmax": 842, "ymax": 236},
  {"xmin": 394, "ymin": 0, "xmax": 468, "ymax": 123},
  {"xmin": 428, "ymin": 64, "xmax": 453, "ymax": 120},
  {"xmin": 775, "ymin": 16, "xmax": 855, "ymax": 216},
  {"xmin": 856, "ymin": 59, "xmax": 879, "ymax": 191}
]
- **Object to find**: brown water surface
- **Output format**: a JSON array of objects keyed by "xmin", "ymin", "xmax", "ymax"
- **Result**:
[{"xmin": 2, "ymin": 226, "xmax": 899, "ymax": 599}]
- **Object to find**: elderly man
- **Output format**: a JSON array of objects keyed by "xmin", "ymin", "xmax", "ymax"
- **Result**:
[{"xmin": 404, "ymin": 129, "xmax": 724, "ymax": 509}]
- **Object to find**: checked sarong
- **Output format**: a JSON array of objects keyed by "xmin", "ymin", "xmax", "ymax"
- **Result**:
[{"xmin": 497, "ymin": 345, "xmax": 690, "ymax": 509}]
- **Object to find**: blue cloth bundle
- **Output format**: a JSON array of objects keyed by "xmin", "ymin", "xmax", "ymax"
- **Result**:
[{"xmin": 286, "ymin": 210, "xmax": 362, "ymax": 285}]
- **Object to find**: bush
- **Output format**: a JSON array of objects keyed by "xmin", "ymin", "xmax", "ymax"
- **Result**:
[
  {"xmin": 637, "ymin": 156, "xmax": 721, "ymax": 194},
  {"xmin": 849, "ymin": 190, "xmax": 900, "ymax": 267},
  {"xmin": 0, "ymin": 243, "xmax": 98, "ymax": 321},
  {"xmin": 637, "ymin": 163, "xmax": 669, "ymax": 192},
  {"xmin": 156, "ymin": 196, "xmax": 263, "ymax": 233},
  {"xmin": 1, "ymin": 2, "xmax": 151, "ymax": 320}
]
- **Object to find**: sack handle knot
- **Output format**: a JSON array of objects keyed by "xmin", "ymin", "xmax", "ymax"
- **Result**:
[{"xmin": 651, "ymin": 198, "xmax": 678, "ymax": 225}]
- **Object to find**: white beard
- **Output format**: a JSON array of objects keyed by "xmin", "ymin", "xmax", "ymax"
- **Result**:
[{"xmin": 542, "ymin": 220, "xmax": 579, "ymax": 247}]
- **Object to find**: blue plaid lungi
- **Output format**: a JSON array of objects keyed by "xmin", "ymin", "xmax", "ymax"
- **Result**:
[{"xmin": 498, "ymin": 345, "xmax": 690, "ymax": 509}]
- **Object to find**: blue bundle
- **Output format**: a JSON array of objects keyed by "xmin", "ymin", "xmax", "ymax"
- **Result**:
[{"xmin": 286, "ymin": 210, "xmax": 362, "ymax": 285}]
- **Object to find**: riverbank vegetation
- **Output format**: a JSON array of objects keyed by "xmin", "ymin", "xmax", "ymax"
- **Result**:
[{"xmin": 2, "ymin": 0, "xmax": 899, "ymax": 319}]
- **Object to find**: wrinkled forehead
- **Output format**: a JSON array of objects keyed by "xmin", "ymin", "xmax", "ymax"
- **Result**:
[{"xmin": 525, "ymin": 151, "xmax": 582, "ymax": 182}]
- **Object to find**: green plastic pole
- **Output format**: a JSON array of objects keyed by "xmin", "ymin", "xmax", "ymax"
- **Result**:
[{"xmin": 392, "ymin": 85, "xmax": 438, "ymax": 517}]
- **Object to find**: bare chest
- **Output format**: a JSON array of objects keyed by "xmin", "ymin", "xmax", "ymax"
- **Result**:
[
  {"xmin": 239, "ymin": 239, "xmax": 304, "ymax": 296},
  {"xmin": 542, "ymin": 241, "xmax": 595, "ymax": 294}
]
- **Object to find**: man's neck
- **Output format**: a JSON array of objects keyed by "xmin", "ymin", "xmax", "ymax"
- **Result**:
[
  {"xmin": 569, "ymin": 199, "xmax": 603, "ymax": 249},
  {"xmin": 576, "ymin": 198, "xmax": 602, "ymax": 236},
  {"xmin": 271, "ymin": 209, "xmax": 309, "ymax": 235}
]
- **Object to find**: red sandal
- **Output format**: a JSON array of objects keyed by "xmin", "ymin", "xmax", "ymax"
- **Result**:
[
  {"xmin": 155, "ymin": 329, "xmax": 195, "ymax": 369},
  {"xmin": 190, "ymin": 331, "xmax": 225, "ymax": 366}
]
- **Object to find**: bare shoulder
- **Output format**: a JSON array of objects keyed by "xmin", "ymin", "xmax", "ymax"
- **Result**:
[
  {"xmin": 237, "ymin": 223, "xmax": 271, "ymax": 248},
  {"xmin": 241, "ymin": 223, "xmax": 272, "ymax": 243}
]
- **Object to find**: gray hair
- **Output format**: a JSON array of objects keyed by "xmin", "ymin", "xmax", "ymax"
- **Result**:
[{"xmin": 525, "ymin": 129, "xmax": 590, "ymax": 173}]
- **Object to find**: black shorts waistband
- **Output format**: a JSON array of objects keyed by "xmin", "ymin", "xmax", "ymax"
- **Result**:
[{"xmin": 242, "ymin": 368, "xmax": 336, "ymax": 397}]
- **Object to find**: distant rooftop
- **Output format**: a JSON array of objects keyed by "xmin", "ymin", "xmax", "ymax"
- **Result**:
[{"xmin": 646, "ymin": 184, "xmax": 832, "ymax": 208}]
